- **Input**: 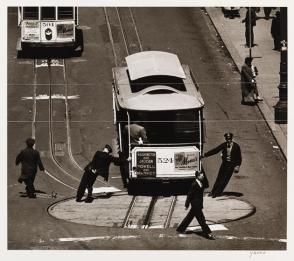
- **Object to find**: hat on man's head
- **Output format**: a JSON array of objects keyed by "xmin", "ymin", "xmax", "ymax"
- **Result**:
[
  {"xmin": 224, "ymin": 132, "xmax": 233, "ymax": 140},
  {"xmin": 104, "ymin": 144, "xmax": 113, "ymax": 153}
]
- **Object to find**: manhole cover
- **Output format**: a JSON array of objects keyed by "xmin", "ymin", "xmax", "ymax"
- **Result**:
[{"xmin": 54, "ymin": 143, "xmax": 65, "ymax": 156}]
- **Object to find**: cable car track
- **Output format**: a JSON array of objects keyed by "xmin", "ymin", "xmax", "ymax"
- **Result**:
[
  {"xmin": 61, "ymin": 60, "xmax": 109, "ymax": 187},
  {"xmin": 31, "ymin": 57, "xmax": 109, "ymax": 190},
  {"xmin": 115, "ymin": 7, "xmax": 143, "ymax": 56},
  {"xmin": 104, "ymin": 7, "xmax": 179, "ymax": 227},
  {"xmin": 122, "ymin": 195, "xmax": 178, "ymax": 229}
]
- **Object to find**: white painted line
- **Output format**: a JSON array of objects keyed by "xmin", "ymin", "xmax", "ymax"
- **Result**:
[
  {"xmin": 69, "ymin": 58, "xmax": 87, "ymax": 63},
  {"xmin": 149, "ymin": 225, "xmax": 165, "ymax": 229},
  {"xmin": 22, "ymin": 94, "xmax": 80, "ymax": 100},
  {"xmin": 58, "ymin": 235, "xmax": 140, "ymax": 242},
  {"xmin": 217, "ymin": 235, "xmax": 287, "ymax": 243},
  {"xmin": 186, "ymin": 224, "xmax": 228, "ymax": 232},
  {"xmin": 78, "ymin": 25, "xmax": 91, "ymax": 30},
  {"xmin": 56, "ymin": 234, "xmax": 286, "ymax": 243},
  {"xmin": 91, "ymin": 186, "xmax": 121, "ymax": 194},
  {"xmin": 17, "ymin": 60, "xmax": 33, "ymax": 65}
]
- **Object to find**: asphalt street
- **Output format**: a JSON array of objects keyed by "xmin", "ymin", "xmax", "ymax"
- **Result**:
[{"xmin": 7, "ymin": 7, "xmax": 286, "ymax": 250}]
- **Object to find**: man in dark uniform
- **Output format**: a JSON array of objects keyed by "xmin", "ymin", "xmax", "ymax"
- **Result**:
[
  {"xmin": 76, "ymin": 144, "xmax": 122, "ymax": 202},
  {"xmin": 177, "ymin": 172, "xmax": 215, "ymax": 240},
  {"xmin": 15, "ymin": 138, "xmax": 45, "ymax": 198},
  {"xmin": 203, "ymin": 133, "xmax": 242, "ymax": 198},
  {"xmin": 242, "ymin": 8, "xmax": 258, "ymax": 47}
]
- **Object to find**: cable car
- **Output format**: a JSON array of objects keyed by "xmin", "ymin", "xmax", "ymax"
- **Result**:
[
  {"xmin": 112, "ymin": 51, "xmax": 206, "ymax": 194},
  {"xmin": 17, "ymin": 6, "xmax": 82, "ymax": 52}
]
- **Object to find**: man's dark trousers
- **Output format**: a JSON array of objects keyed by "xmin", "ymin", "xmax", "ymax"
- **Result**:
[
  {"xmin": 245, "ymin": 26, "xmax": 254, "ymax": 46},
  {"xmin": 23, "ymin": 174, "xmax": 36, "ymax": 197},
  {"xmin": 76, "ymin": 170, "xmax": 98, "ymax": 200},
  {"xmin": 211, "ymin": 162, "xmax": 235, "ymax": 196},
  {"xmin": 177, "ymin": 207, "xmax": 211, "ymax": 234}
]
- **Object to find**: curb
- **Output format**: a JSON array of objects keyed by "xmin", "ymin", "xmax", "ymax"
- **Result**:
[{"xmin": 205, "ymin": 7, "xmax": 287, "ymax": 160}]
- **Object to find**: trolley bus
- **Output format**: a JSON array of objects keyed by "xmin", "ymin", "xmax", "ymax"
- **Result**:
[
  {"xmin": 17, "ymin": 6, "xmax": 82, "ymax": 52},
  {"xmin": 112, "ymin": 51, "xmax": 206, "ymax": 194}
]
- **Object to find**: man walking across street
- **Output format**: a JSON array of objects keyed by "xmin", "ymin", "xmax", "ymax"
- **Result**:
[
  {"xmin": 76, "ymin": 144, "xmax": 123, "ymax": 202},
  {"xmin": 202, "ymin": 133, "xmax": 242, "ymax": 198},
  {"xmin": 15, "ymin": 138, "xmax": 45, "ymax": 198},
  {"xmin": 176, "ymin": 172, "xmax": 215, "ymax": 240}
]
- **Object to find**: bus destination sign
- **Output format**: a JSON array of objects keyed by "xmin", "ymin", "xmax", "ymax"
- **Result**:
[{"xmin": 136, "ymin": 151, "xmax": 156, "ymax": 177}]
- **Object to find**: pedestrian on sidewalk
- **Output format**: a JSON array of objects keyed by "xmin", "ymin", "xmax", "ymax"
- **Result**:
[
  {"xmin": 263, "ymin": 7, "xmax": 273, "ymax": 20},
  {"xmin": 271, "ymin": 11, "xmax": 281, "ymax": 51},
  {"xmin": 242, "ymin": 8, "xmax": 258, "ymax": 47},
  {"xmin": 202, "ymin": 133, "xmax": 242, "ymax": 198},
  {"xmin": 176, "ymin": 171, "xmax": 215, "ymax": 240},
  {"xmin": 76, "ymin": 144, "xmax": 123, "ymax": 202},
  {"xmin": 15, "ymin": 138, "xmax": 45, "ymax": 198},
  {"xmin": 241, "ymin": 56, "xmax": 263, "ymax": 103}
]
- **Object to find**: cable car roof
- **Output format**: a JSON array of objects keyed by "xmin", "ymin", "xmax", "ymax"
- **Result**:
[
  {"xmin": 126, "ymin": 51, "xmax": 186, "ymax": 81},
  {"xmin": 123, "ymin": 91, "xmax": 203, "ymax": 111},
  {"xmin": 113, "ymin": 63, "xmax": 204, "ymax": 111}
]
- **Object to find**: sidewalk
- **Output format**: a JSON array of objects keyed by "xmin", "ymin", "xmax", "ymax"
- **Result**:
[{"xmin": 206, "ymin": 7, "xmax": 287, "ymax": 160}]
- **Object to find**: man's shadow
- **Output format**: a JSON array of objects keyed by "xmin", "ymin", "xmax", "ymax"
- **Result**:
[
  {"xmin": 221, "ymin": 191, "xmax": 243, "ymax": 197},
  {"xmin": 185, "ymin": 230, "xmax": 215, "ymax": 240},
  {"xmin": 83, "ymin": 193, "xmax": 113, "ymax": 203},
  {"xmin": 19, "ymin": 190, "xmax": 47, "ymax": 197}
]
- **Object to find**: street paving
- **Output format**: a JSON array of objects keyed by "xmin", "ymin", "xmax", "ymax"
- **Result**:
[{"xmin": 48, "ymin": 192, "xmax": 255, "ymax": 229}]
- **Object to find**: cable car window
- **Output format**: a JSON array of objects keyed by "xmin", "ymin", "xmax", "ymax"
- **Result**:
[
  {"xmin": 23, "ymin": 7, "xmax": 39, "ymax": 20},
  {"xmin": 130, "ymin": 110, "xmax": 199, "ymax": 144},
  {"xmin": 58, "ymin": 7, "xmax": 74, "ymax": 20},
  {"xmin": 41, "ymin": 7, "xmax": 56, "ymax": 20},
  {"xmin": 128, "ymin": 74, "xmax": 187, "ymax": 93}
]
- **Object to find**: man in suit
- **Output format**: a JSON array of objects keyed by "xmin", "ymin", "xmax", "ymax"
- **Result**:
[
  {"xmin": 76, "ymin": 144, "xmax": 123, "ymax": 202},
  {"xmin": 176, "ymin": 171, "xmax": 215, "ymax": 240},
  {"xmin": 242, "ymin": 8, "xmax": 258, "ymax": 47},
  {"xmin": 203, "ymin": 133, "xmax": 242, "ymax": 198},
  {"xmin": 15, "ymin": 138, "xmax": 45, "ymax": 198}
]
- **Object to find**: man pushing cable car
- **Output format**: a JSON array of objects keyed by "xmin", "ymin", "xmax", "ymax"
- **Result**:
[{"xmin": 76, "ymin": 144, "xmax": 123, "ymax": 202}]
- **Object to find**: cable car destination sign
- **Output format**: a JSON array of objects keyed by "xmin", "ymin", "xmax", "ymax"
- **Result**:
[
  {"xmin": 136, "ymin": 151, "xmax": 156, "ymax": 177},
  {"xmin": 134, "ymin": 147, "xmax": 199, "ymax": 177}
]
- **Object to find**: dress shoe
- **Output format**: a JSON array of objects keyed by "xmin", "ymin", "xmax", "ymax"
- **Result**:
[
  {"xmin": 176, "ymin": 228, "xmax": 186, "ymax": 234},
  {"xmin": 204, "ymin": 233, "xmax": 216, "ymax": 240},
  {"xmin": 76, "ymin": 198, "xmax": 83, "ymax": 202},
  {"xmin": 84, "ymin": 196, "xmax": 94, "ymax": 203},
  {"xmin": 255, "ymin": 96, "xmax": 263, "ymax": 102}
]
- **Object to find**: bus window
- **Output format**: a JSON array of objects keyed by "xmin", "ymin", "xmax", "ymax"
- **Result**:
[
  {"xmin": 58, "ymin": 7, "xmax": 74, "ymax": 20},
  {"xmin": 41, "ymin": 7, "xmax": 56, "ymax": 20},
  {"xmin": 23, "ymin": 7, "xmax": 39, "ymax": 20}
]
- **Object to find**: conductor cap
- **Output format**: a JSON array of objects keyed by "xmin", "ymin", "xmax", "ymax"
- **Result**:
[
  {"xmin": 224, "ymin": 132, "xmax": 233, "ymax": 140},
  {"xmin": 104, "ymin": 144, "xmax": 113, "ymax": 153}
]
